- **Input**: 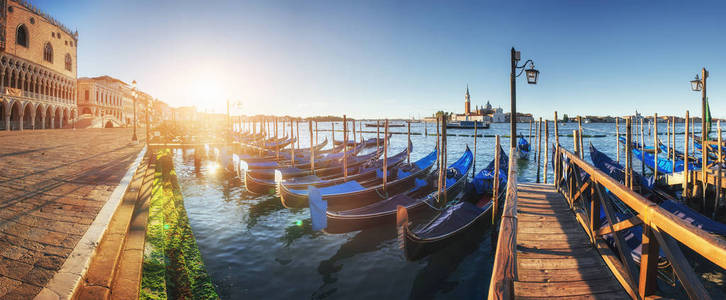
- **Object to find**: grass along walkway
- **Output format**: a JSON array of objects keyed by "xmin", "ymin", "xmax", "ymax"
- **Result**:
[{"xmin": 141, "ymin": 150, "xmax": 218, "ymax": 299}]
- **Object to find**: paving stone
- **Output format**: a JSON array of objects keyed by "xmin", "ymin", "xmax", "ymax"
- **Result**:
[{"xmin": 0, "ymin": 128, "xmax": 143, "ymax": 298}]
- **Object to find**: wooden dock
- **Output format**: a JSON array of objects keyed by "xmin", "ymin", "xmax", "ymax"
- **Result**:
[{"xmin": 514, "ymin": 183, "xmax": 628, "ymax": 298}]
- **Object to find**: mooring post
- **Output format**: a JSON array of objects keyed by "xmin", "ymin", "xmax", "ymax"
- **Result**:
[
  {"xmin": 291, "ymin": 118, "xmax": 295, "ymax": 166},
  {"xmin": 544, "ymin": 120, "xmax": 549, "ymax": 184},
  {"xmin": 554, "ymin": 111, "xmax": 560, "ymax": 189},
  {"xmin": 616, "ymin": 117, "xmax": 620, "ymax": 163},
  {"xmin": 315, "ymin": 121, "xmax": 318, "ymax": 144},
  {"xmin": 331, "ymin": 122, "xmax": 335, "ymax": 144},
  {"xmin": 296, "ymin": 120, "xmax": 300, "ymax": 150},
  {"xmin": 684, "ymin": 111, "xmax": 690, "ymax": 200},
  {"xmin": 437, "ymin": 116, "xmax": 442, "ymax": 206},
  {"xmin": 654, "ymin": 113, "xmax": 658, "ymax": 179},
  {"xmin": 376, "ymin": 119, "xmax": 380, "ymax": 149},
  {"xmin": 442, "ymin": 115, "xmax": 448, "ymax": 204},
  {"xmin": 343, "ymin": 115, "xmax": 348, "ymax": 180},
  {"xmin": 352, "ymin": 118, "xmax": 356, "ymax": 144},
  {"xmin": 492, "ymin": 135, "xmax": 501, "ymax": 224},
  {"xmin": 473, "ymin": 120, "xmax": 477, "ymax": 177},
  {"xmin": 407, "ymin": 120, "xmax": 412, "ymax": 164},
  {"xmin": 573, "ymin": 130, "xmax": 579, "ymax": 157},
  {"xmin": 716, "ymin": 120, "xmax": 723, "ymax": 219},
  {"xmin": 383, "ymin": 119, "xmax": 389, "ymax": 192},
  {"xmin": 425, "ymin": 121, "xmax": 428, "ymax": 136},
  {"xmin": 309, "ymin": 120, "xmax": 315, "ymax": 172},
  {"xmin": 529, "ymin": 119, "xmax": 533, "ymax": 142},
  {"xmin": 667, "ymin": 118, "xmax": 671, "ymax": 163},
  {"xmin": 536, "ymin": 117, "xmax": 542, "ymax": 183},
  {"xmin": 578, "ymin": 116, "xmax": 584, "ymax": 159},
  {"xmin": 641, "ymin": 118, "xmax": 645, "ymax": 179},
  {"xmin": 672, "ymin": 116, "xmax": 676, "ymax": 170},
  {"xmin": 626, "ymin": 117, "xmax": 633, "ymax": 189}
]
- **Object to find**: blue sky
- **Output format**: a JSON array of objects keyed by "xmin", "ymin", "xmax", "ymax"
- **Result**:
[{"xmin": 33, "ymin": 0, "xmax": 726, "ymax": 118}]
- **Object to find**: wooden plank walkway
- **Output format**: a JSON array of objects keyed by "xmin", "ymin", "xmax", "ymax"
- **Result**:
[{"xmin": 514, "ymin": 183, "xmax": 629, "ymax": 299}]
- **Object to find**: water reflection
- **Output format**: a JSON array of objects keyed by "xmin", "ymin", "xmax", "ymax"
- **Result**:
[{"xmin": 246, "ymin": 195, "xmax": 285, "ymax": 229}]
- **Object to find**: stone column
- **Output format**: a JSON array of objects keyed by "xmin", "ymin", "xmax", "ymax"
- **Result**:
[{"xmin": 41, "ymin": 110, "xmax": 46, "ymax": 129}]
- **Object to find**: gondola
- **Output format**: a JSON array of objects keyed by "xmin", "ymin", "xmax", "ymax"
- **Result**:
[
  {"xmin": 517, "ymin": 136, "xmax": 530, "ymax": 159},
  {"xmin": 280, "ymin": 141, "xmax": 412, "ymax": 192},
  {"xmin": 590, "ymin": 144, "xmax": 726, "ymax": 235},
  {"xmin": 238, "ymin": 137, "xmax": 330, "ymax": 163},
  {"xmin": 244, "ymin": 145, "xmax": 382, "ymax": 194},
  {"xmin": 323, "ymin": 147, "xmax": 472, "ymax": 234},
  {"xmin": 333, "ymin": 134, "xmax": 392, "ymax": 147},
  {"xmin": 398, "ymin": 147, "xmax": 504, "ymax": 260},
  {"xmin": 245, "ymin": 141, "xmax": 367, "ymax": 177},
  {"xmin": 618, "ymin": 137, "xmax": 700, "ymax": 174},
  {"xmin": 279, "ymin": 147, "xmax": 438, "ymax": 210}
]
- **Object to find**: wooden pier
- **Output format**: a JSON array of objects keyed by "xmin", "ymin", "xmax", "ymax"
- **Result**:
[
  {"xmin": 513, "ymin": 183, "xmax": 628, "ymax": 298},
  {"xmin": 490, "ymin": 140, "xmax": 726, "ymax": 300}
]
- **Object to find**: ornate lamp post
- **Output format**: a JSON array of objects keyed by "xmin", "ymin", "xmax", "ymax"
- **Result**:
[
  {"xmin": 131, "ymin": 80, "xmax": 138, "ymax": 142},
  {"xmin": 509, "ymin": 47, "xmax": 539, "ymax": 148},
  {"xmin": 690, "ymin": 68, "xmax": 708, "ymax": 139}
]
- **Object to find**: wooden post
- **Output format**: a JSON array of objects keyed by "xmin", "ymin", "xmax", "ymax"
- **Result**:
[
  {"xmin": 554, "ymin": 111, "xmax": 560, "ymax": 189},
  {"xmin": 529, "ymin": 119, "xmax": 532, "ymax": 141},
  {"xmin": 667, "ymin": 118, "xmax": 671, "ymax": 162},
  {"xmin": 641, "ymin": 118, "xmax": 645, "ymax": 178},
  {"xmin": 473, "ymin": 120, "xmax": 477, "ymax": 176},
  {"xmin": 425, "ymin": 121, "xmax": 428, "ymax": 136},
  {"xmin": 315, "ymin": 121, "xmax": 318, "ymax": 144},
  {"xmin": 654, "ymin": 113, "xmax": 658, "ymax": 179},
  {"xmin": 703, "ymin": 118, "xmax": 709, "ymax": 208},
  {"xmin": 716, "ymin": 120, "xmax": 723, "ymax": 218},
  {"xmin": 331, "ymin": 122, "xmax": 335, "ymax": 144},
  {"xmin": 638, "ymin": 223, "xmax": 661, "ymax": 298},
  {"xmin": 616, "ymin": 117, "xmax": 620, "ymax": 163},
  {"xmin": 376, "ymin": 119, "xmax": 380, "ymax": 149},
  {"xmin": 383, "ymin": 119, "xmax": 389, "ymax": 192},
  {"xmin": 692, "ymin": 117, "xmax": 695, "ymax": 156},
  {"xmin": 578, "ymin": 116, "xmax": 584, "ymax": 159},
  {"xmin": 492, "ymin": 135, "xmax": 501, "ymax": 224},
  {"xmin": 343, "ymin": 115, "xmax": 348, "ymax": 180},
  {"xmin": 407, "ymin": 121, "xmax": 411, "ymax": 164},
  {"xmin": 573, "ymin": 130, "xmax": 579, "ymax": 157},
  {"xmin": 672, "ymin": 116, "xmax": 676, "ymax": 170},
  {"xmin": 536, "ymin": 117, "xmax": 542, "ymax": 183},
  {"xmin": 296, "ymin": 120, "xmax": 300, "ymax": 149},
  {"xmin": 309, "ymin": 120, "xmax": 315, "ymax": 172},
  {"xmin": 442, "ymin": 116, "xmax": 448, "ymax": 203},
  {"xmin": 437, "ymin": 116, "xmax": 443, "ymax": 205},
  {"xmin": 626, "ymin": 117, "xmax": 633, "ymax": 189},
  {"xmin": 544, "ymin": 120, "xmax": 549, "ymax": 184},
  {"xmin": 290, "ymin": 118, "xmax": 295, "ymax": 165},
  {"xmin": 352, "ymin": 118, "xmax": 356, "ymax": 144},
  {"xmin": 684, "ymin": 111, "xmax": 690, "ymax": 199}
]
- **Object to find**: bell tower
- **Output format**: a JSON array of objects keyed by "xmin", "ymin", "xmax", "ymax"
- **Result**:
[{"xmin": 465, "ymin": 84, "xmax": 471, "ymax": 116}]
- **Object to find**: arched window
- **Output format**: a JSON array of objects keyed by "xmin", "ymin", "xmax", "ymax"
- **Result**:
[
  {"xmin": 43, "ymin": 43, "xmax": 53, "ymax": 63},
  {"xmin": 16, "ymin": 25, "xmax": 28, "ymax": 47},
  {"xmin": 64, "ymin": 54, "xmax": 72, "ymax": 71}
]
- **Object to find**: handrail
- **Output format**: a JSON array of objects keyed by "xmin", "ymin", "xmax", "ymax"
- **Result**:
[
  {"xmin": 488, "ymin": 146, "xmax": 518, "ymax": 300},
  {"xmin": 555, "ymin": 145, "xmax": 726, "ymax": 299}
]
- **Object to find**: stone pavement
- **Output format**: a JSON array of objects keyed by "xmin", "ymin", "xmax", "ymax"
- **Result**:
[{"xmin": 0, "ymin": 128, "xmax": 144, "ymax": 299}]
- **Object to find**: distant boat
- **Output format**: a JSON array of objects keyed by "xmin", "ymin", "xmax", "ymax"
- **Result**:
[
  {"xmin": 445, "ymin": 121, "xmax": 490, "ymax": 129},
  {"xmin": 366, "ymin": 123, "xmax": 405, "ymax": 128}
]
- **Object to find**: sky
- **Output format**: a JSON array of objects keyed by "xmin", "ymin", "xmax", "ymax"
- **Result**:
[{"xmin": 32, "ymin": 0, "xmax": 726, "ymax": 119}]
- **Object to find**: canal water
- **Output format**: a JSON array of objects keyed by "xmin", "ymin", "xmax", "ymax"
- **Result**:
[{"xmin": 172, "ymin": 120, "xmax": 723, "ymax": 299}]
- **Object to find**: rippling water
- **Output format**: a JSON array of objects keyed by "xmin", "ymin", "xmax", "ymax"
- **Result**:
[{"xmin": 173, "ymin": 120, "xmax": 721, "ymax": 299}]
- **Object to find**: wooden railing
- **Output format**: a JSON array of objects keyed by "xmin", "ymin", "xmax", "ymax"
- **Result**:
[
  {"xmin": 554, "ymin": 144, "xmax": 726, "ymax": 300},
  {"xmin": 488, "ymin": 146, "xmax": 518, "ymax": 300}
]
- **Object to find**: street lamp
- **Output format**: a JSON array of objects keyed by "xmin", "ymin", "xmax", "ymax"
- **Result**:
[
  {"xmin": 691, "ymin": 67, "xmax": 709, "ymax": 204},
  {"xmin": 510, "ymin": 47, "xmax": 540, "ymax": 148},
  {"xmin": 690, "ymin": 74, "xmax": 703, "ymax": 92},
  {"xmin": 131, "ymin": 80, "xmax": 137, "ymax": 142}
]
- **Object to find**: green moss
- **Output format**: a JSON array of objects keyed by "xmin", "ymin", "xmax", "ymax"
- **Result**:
[{"xmin": 141, "ymin": 149, "xmax": 219, "ymax": 300}]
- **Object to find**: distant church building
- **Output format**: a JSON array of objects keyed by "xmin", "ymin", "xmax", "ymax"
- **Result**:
[{"xmin": 454, "ymin": 85, "xmax": 505, "ymax": 123}]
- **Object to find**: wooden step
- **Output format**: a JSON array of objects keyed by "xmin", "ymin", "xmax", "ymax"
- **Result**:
[
  {"xmin": 514, "ymin": 278, "xmax": 627, "ymax": 297},
  {"xmin": 74, "ymin": 156, "xmax": 153, "ymax": 299}
]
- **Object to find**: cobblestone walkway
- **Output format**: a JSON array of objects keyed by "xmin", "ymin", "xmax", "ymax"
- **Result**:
[{"xmin": 0, "ymin": 128, "xmax": 143, "ymax": 299}]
